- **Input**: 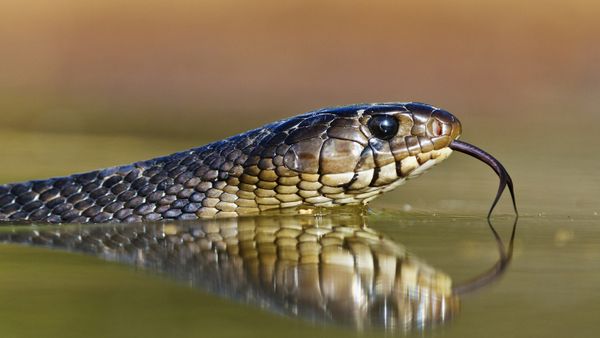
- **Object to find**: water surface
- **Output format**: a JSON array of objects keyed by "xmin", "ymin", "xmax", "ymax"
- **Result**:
[{"xmin": 0, "ymin": 129, "xmax": 598, "ymax": 338}]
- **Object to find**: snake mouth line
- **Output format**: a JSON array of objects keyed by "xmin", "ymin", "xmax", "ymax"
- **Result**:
[{"xmin": 449, "ymin": 140, "xmax": 518, "ymax": 218}]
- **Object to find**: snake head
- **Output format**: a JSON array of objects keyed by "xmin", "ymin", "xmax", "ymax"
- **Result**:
[{"xmin": 266, "ymin": 102, "xmax": 462, "ymax": 206}]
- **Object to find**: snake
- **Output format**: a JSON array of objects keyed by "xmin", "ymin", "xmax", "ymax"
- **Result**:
[{"xmin": 0, "ymin": 102, "xmax": 517, "ymax": 224}]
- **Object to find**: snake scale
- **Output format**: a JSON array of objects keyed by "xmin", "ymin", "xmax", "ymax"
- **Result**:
[{"xmin": 0, "ymin": 102, "xmax": 515, "ymax": 224}]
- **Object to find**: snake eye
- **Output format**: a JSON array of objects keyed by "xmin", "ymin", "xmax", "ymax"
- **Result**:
[{"xmin": 367, "ymin": 115, "xmax": 399, "ymax": 140}]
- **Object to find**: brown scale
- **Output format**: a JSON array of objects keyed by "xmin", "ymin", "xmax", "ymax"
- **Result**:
[{"xmin": 0, "ymin": 102, "xmax": 462, "ymax": 224}]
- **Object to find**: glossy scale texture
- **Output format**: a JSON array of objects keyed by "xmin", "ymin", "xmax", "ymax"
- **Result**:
[{"xmin": 0, "ymin": 102, "xmax": 461, "ymax": 223}]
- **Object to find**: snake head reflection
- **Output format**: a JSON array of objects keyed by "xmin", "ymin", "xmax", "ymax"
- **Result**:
[{"xmin": 274, "ymin": 103, "xmax": 462, "ymax": 207}]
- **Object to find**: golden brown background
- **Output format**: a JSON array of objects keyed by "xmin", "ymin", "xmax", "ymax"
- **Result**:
[
  {"xmin": 0, "ymin": 0, "xmax": 598, "ymax": 217},
  {"xmin": 2, "ymin": 0, "xmax": 598, "ymax": 137},
  {"xmin": 1, "ymin": 3, "xmax": 600, "ymax": 338}
]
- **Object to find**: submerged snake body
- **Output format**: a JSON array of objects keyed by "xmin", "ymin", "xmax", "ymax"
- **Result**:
[{"xmin": 0, "ymin": 103, "xmax": 461, "ymax": 223}]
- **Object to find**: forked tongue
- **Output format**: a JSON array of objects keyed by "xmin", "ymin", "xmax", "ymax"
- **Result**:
[{"xmin": 449, "ymin": 140, "xmax": 518, "ymax": 218}]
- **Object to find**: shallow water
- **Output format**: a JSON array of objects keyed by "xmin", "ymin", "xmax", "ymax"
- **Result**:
[{"xmin": 0, "ymin": 129, "xmax": 598, "ymax": 338}]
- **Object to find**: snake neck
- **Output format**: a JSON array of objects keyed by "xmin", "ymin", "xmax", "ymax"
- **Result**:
[{"xmin": 0, "ymin": 133, "xmax": 259, "ymax": 223}]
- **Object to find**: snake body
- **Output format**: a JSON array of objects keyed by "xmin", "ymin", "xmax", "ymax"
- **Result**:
[{"xmin": 0, "ymin": 102, "xmax": 461, "ymax": 223}]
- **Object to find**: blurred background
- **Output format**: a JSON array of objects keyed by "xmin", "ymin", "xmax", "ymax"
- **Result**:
[
  {"xmin": 1, "ymin": 2, "xmax": 600, "ymax": 338},
  {"xmin": 0, "ymin": 0, "xmax": 599, "ymax": 215}
]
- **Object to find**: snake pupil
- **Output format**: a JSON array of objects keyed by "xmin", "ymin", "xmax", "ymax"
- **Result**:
[{"xmin": 367, "ymin": 115, "xmax": 399, "ymax": 140}]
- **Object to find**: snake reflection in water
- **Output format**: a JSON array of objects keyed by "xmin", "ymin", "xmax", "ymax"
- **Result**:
[{"xmin": 0, "ymin": 214, "xmax": 517, "ymax": 331}]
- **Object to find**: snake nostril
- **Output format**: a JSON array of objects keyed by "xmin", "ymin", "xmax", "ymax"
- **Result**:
[
  {"xmin": 431, "ymin": 119, "xmax": 442, "ymax": 136},
  {"xmin": 432, "ymin": 109, "xmax": 455, "ymax": 125}
]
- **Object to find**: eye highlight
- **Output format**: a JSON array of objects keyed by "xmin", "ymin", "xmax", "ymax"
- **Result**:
[{"xmin": 367, "ymin": 115, "xmax": 399, "ymax": 140}]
